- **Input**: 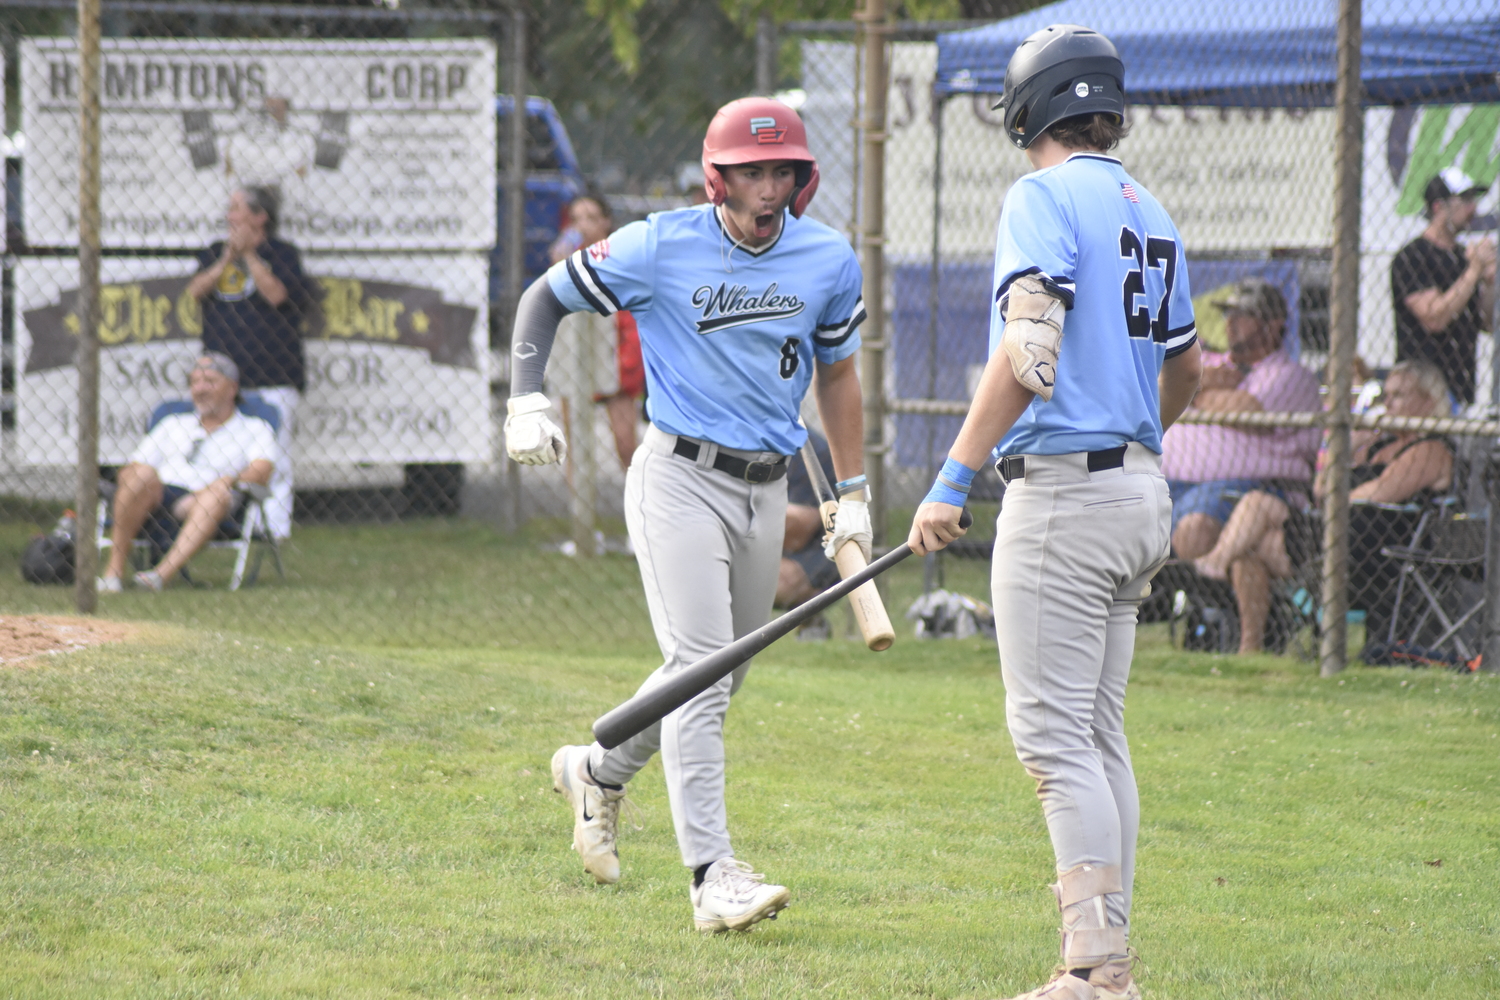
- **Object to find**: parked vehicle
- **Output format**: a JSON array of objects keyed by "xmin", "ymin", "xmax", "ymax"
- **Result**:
[{"xmin": 490, "ymin": 96, "xmax": 586, "ymax": 314}]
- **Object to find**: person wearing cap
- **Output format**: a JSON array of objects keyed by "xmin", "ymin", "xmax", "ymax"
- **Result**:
[
  {"xmin": 1390, "ymin": 166, "xmax": 1497, "ymax": 408},
  {"xmin": 100, "ymin": 354, "xmax": 278, "ymax": 593},
  {"xmin": 1161, "ymin": 278, "xmax": 1322, "ymax": 571},
  {"xmin": 514, "ymin": 97, "xmax": 867, "ymax": 933}
]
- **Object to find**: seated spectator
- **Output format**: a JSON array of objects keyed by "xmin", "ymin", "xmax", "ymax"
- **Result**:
[
  {"xmin": 1194, "ymin": 360, "xmax": 1455, "ymax": 654},
  {"xmin": 1162, "ymin": 277, "xmax": 1321, "ymax": 562},
  {"xmin": 775, "ymin": 431, "xmax": 840, "ymax": 614},
  {"xmin": 100, "ymin": 354, "xmax": 278, "ymax": 593}
]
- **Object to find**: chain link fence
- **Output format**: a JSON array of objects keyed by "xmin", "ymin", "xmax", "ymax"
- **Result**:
[
  {"xmin": 3, "ymin": 0, "xmax": 1498, "ymax": 668},
  {"xmin": 817, "ymin": 0, "xmax": 1500, "ymax": 670},
  {"xmin": 0, "ymin": 0, "xmax": 766, "ymax": 647}
]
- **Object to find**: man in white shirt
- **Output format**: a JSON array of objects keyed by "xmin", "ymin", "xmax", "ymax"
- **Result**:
[{"xmin": 101, "ymin": 353, "xmax": 278, "ymax": 592}]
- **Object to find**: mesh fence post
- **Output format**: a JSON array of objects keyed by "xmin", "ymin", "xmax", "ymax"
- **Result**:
[
  {"xmin": 72, "ymin": 0, "xmax": 102, "ymax": 614},
  {"xmin": 755, "ymin": 13, "xmax": 775, "ymax": 96},
  {"xmin": 1319, "ymin": 0, "xmax": 1364, "ymax": 677},
  {"xmin": 505, "ymin": 2, "xmax": 528, "ymax": 533},
  {"xmin": 857, "ymin": 0, "xmax": 887, "ymax": 546},
  {"xmin": 1483, "ymin": 447, "xmax": 1500, "ymax": 673}
]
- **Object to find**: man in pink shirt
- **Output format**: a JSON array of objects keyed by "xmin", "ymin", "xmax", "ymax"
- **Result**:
[{"xmin": 1162, "ymin": 278, "xmax": 1321, "ymax": 560}]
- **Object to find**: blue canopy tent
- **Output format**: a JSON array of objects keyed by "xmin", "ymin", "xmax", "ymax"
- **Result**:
[
  {"xmin": 935, "ymin": 0, "xmax": 1500, "ymax": 106},
  {"xmin": 894, "ymin": 0, "xmax": 1500, "ymax": 472}
]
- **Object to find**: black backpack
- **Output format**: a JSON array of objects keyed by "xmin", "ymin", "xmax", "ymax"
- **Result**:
[{"xmin": 22, "ymin": 530, "xmax": 75, "ymax": 585}]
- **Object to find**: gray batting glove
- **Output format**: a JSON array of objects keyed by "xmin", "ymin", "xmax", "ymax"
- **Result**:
[
  {"xmin": 823, "ymin": 498, "xmax": 873, "ymax": 562},
  {"xmin": 504, "ymin": 392, "xmax": 567, "ymax": 466}
]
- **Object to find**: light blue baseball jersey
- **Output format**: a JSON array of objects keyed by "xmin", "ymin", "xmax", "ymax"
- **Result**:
[
  {"xmin": 992, "ymin": 152, "xmax": 1196, "ymax": 459},
  {"xmin": 546, "ymin": 204, "xmax": 865, "ymax": 456}
]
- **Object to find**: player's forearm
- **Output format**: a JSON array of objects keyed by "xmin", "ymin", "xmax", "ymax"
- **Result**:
[
  {"xmin": 1159, "ymin": 343, "xmax": 1202, "ymax": 430},
  {"xmin": 510, "ymin": 280, "xmax": 573, "ymax": 395},
  {"xmin": 813, "ymin": 356, "xmax": 864, "ymax": 481},
  {"xmin": 946, "ymin": 350, "xmax": 1036, "ymax": 470}
]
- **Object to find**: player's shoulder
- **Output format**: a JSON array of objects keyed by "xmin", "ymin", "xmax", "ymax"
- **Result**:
[
  {"xmin": 645, "ymin": 204, "xmax": 715, "ymax": 238},
  {"xmin": 781, "ymin": 212, "xmax": 859, "ymax": 262}
]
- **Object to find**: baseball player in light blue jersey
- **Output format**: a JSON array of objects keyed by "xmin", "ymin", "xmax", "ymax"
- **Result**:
[
  {"xmin": 909, "ymin": 26, "xmax": 1202, "ymax": 1000},
  {"xmin": 505, "ymin": 97, "xmax": 870, "ymax": 933}
]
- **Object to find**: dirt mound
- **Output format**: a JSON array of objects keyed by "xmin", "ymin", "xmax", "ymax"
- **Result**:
[{"xmin": 0, "ymin": 615, "xmax": 137, "ymax": 664}]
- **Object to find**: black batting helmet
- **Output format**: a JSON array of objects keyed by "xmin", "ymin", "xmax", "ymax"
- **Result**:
[{"xmin": 995, "ymin": 24, "xmax": 1125, "ymax": 150}]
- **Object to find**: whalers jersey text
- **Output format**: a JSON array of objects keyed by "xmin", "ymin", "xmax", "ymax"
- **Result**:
[
  {"xmin": 991, "ymin": 152, "xmax": 1197, "ymax": 459},
  {"xmin": 547, "ymin": 203, "xmax": 865, "ymax": 455}
]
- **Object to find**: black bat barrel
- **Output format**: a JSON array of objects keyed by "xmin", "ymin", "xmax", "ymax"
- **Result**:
[{"xmin": 592, "ymin": 508, "xmax": 972, "ymax": 749}]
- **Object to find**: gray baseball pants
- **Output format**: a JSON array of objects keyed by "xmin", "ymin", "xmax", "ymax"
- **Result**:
[
  {"xmin": 992, "ymin": 443, "xmax": 1171, "ymax": 933},
  {"xmin": 589, "ymin": 424, "xmax": 787, "ymax": 869}
]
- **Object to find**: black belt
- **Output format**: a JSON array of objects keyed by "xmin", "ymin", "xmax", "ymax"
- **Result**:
[
  {"xmin": 997, "ymin": 445, "xmax": 1128, "ymax": 484},
  {"xmin": 673, "ymin": 437, "xmax": 788, "ymax": 484}
]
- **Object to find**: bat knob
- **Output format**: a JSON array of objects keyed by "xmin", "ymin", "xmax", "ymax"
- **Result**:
[{"xmin": 959, "ymin": 507, "xmax": 973, "ymax": 529}]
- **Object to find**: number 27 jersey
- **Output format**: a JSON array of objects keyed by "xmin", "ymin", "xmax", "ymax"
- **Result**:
[
  {"xmin": 992, "ymin": 152, "xmax": 1197, "ymax": 459},
  {"xmin": 546, "ymin": 204, "xmax": 866, "ymax": 456}
]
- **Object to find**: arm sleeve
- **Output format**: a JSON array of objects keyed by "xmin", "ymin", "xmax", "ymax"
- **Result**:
[
  {"xmin": 1163, "ymin": 234, "xmax": 1198, "ymax": 358},
  {"xmin": 510, "ymin": 279, "xmax": 574, "ymax": 396},
  {"xmin": 993, "ymin": 177, "xmax": 1078, "ymax": 312},
  {"xmin": 546, "ymin": 219, "xmax": 656, "ymax": 316},
  {"xmin": 812, "ymin": 249, "xmax": 866, "ymax": 364}
]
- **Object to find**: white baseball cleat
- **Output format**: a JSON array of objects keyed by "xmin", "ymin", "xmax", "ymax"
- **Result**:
[
  {"xmin": 690, "ymin": 857, "xmax": 791, "ymax": 933},
  {"xmin": 551, "ymin": 744, "xmax": 629, "ymax": 885},
  {"xmin": 993, "ymin": 959, "xmax": 1141, "ymax": 1000}
]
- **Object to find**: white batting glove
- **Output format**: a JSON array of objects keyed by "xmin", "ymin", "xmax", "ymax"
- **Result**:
[
  {"xmin": 504, "ymin": 392, "xmax": 568, "ymax": 466},
  {"xmin": 823, "ymin": 498, "xmax": 873, "ymax": 562}
]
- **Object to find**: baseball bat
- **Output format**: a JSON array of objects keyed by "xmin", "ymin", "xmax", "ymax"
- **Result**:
[
  {"xmin": 800, "ymin": 440, "xmax": 896, "ymax": 651},
  {"xmin": 592, "ymin": 508, "xmax": 972, "ymax": 750}
]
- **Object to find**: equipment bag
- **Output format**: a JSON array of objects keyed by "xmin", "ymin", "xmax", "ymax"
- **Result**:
[{"xmin": 22, "ymin": 531, "xmax": 75, "ymax": 585}]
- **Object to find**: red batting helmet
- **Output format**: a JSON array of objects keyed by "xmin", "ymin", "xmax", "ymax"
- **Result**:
[{"xmin": 701, "ymin": 97, "xmax": 820, "ymax": 218}]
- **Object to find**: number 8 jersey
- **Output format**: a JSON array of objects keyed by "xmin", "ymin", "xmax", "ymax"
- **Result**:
[
  {"xmin": 991, "ymin": 152, "xmax": 1197, "ymax": 460},
  {"xmin": 545, "ymin": 203, "xmax": 866, "ymax": 456}
]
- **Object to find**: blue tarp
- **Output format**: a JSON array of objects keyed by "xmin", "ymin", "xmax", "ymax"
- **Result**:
[{"xmin": 936, "ymin": 0, "xmax": 1500, "ymax": 107}]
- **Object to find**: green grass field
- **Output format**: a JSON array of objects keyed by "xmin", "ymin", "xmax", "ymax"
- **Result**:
[{"xmin": 1, "ymin": 516, "xmax": 1497, "ymax": 998}]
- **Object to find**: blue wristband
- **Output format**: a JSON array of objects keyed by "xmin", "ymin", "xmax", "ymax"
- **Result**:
[
  {"xmin": 922, "ymin": 457, "xmax": 977, "ymax": 507},
  {"xmin": 835, "ymin": 474, "xmax": 867, "ymax": 496}
]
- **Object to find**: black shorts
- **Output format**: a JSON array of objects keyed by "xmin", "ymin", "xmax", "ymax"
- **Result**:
[{"xmin": 142, "ymin": 483, "xmax": 248, "ymax": 553}]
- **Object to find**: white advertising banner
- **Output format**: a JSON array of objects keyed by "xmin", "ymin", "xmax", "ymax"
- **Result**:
[
  {"xmin": 21, "ymin": 38, "xmax": 496, "ymax": 250},
  {"xmin": 804, "ymin": 41, "xmax": 1337, "ymax": 257},
  {"xmin": 16, "ymin": 255, "xmax": 490, "ymax": 466}
]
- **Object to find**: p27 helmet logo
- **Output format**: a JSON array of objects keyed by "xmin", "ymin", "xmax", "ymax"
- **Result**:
[{"xmin": 749, "ymin": 116, "xmax": 787, "ymax": 144}]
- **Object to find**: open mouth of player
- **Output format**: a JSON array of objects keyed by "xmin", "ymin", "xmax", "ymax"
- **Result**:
[{"xmin": 752, "ymin": 212, "xmax": 777, "ymax": 238}]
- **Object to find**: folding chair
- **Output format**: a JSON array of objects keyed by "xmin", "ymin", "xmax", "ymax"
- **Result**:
[
  {"xmin": 1378, "ymin": 503, "xmax": 1487, "ymax": 665},
  {"xmin": 98, "ymin": 398, "xmax": 286, "ymax": 590},
  {"xmin": 1162, "ymin": 484, "xmax": 1323, "ymax": 656}
]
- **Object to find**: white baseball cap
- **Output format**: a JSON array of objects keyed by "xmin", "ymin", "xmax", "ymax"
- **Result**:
[{"xmin": 1425, "ymin": 165, "xmax": 1490, "ymax": 204}]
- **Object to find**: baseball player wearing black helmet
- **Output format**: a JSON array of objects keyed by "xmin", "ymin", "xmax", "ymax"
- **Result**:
[{"xmin": 909, "ymin": 24, "xmax": 1202, "ymax": 1000}]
